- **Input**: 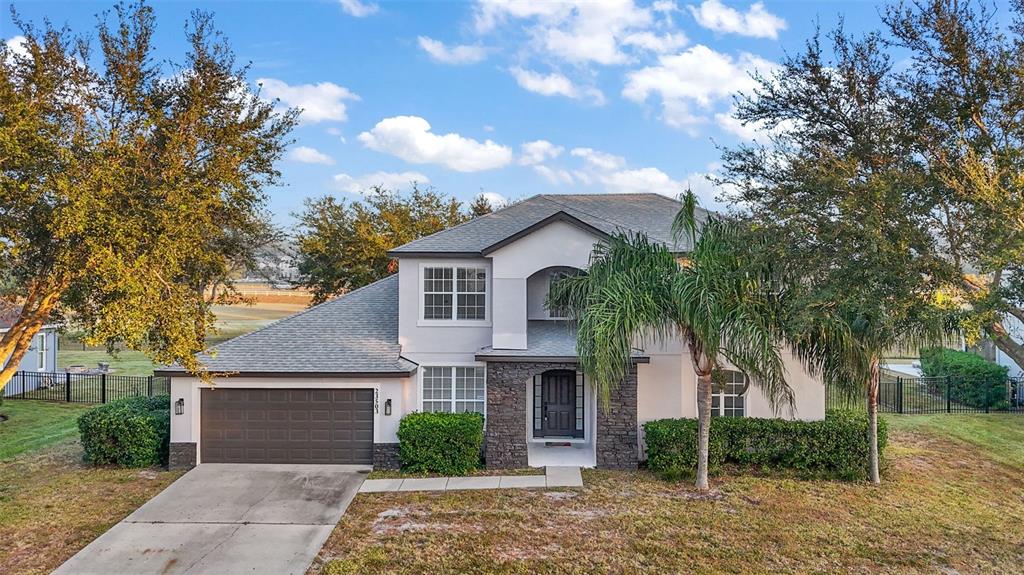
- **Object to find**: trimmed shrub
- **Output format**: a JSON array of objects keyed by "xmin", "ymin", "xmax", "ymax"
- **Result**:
[
  {"xmin": 78, "ymin": 395, "xmax": 170, "ymax": 467},
  {"xmin": 397, "ymin": 411, "xmax": 484, "ymax": 475},
  {"xmin": 643, "ymin": 410, "xmax": 886, "ymax": 481},
  {"xmin": 920, "ymin": 347, "xmax": 1009, "ymax": 409}
]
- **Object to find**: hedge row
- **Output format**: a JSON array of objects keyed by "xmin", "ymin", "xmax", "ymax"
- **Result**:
[
  {"xmin": 920, "ymin": 347, "xmax": 1010, "ymax": 409},
  {"xmin": 78, "ymin": 395, "xmax": 170, "ymax": 467},
  {"xmin": 397, "ymin": 411, "xmax": 484, "ymax": 475},
  {"xmin": 643, "ymin": 410, "xmax": 886, "ymax": 481}
]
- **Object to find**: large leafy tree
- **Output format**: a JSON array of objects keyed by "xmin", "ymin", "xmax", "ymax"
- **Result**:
[
  {"xmin": 720, "ymin": 26, "xmax": 959, "ymax": 482},
  {"xmin": 294, "ymin": 185, "xmax": 469, "ymax": 304},
  {"xmin": 549, "ymin": 193, "xmax": 793, "ymax": 491},
  {"xmin": 0, "ymin": 2, "xmax": 297, "ymax": 387},
  {"xmin": 883, "ymin": 0, "xmax": 1024, "ymax": 367}
]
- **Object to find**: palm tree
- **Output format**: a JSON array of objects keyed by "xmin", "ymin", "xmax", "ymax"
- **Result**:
[
  {"xmin": 787, "ymin": 299, "xmax": 957, "ymax": 483},
  {"xmin": 548, "ymin": 192, "xmax": 794, "ymax": 491}
]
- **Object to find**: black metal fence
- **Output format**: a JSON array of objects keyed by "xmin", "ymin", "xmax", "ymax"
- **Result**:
[
  {"xmin": 828, "ymin": 375, "xmax": 1024, "ymax": 414},
  {"xmin": 4, "ymin": 371, "xmax": 170, "ymax": 404}
]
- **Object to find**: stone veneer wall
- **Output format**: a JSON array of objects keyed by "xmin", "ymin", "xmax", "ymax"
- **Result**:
[
  {"xmin": 485, "ymin": 361, "xmax": 639, "ymax": 470},
  {"xmin": 373, "ymin": 443, "xmax": 401, "ymax": 470},
  {"xmin": 596, "ymin": 363, "xmax": 638, "ymax": 469},
  {"xmin": 168, "ymin": 442, "xmax": 197, "ymax": 470}
]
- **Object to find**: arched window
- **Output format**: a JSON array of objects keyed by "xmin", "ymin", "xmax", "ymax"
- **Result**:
[{"xmin": 712, "ymin": 370, "xmax": 747, "ymax": 417}]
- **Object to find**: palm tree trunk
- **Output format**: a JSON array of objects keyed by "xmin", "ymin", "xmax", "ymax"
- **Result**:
[
  {"xmin": 696, "ymin": 372, "xmax": 713, "ymax": 491},
  {"xmin": 867, "ymin": 356, "xmax": 881, "ymax": 484}
]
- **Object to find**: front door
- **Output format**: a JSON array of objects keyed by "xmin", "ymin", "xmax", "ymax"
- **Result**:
[{"xmin": 540, "ymin": 370, "xmax": 578, "ymax": 438}]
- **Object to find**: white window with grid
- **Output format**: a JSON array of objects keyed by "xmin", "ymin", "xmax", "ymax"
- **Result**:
[
  {"xmin": 422, "ymin": 265, "xmax": 487, "ymax": 321},
  {"xmin": 35, "ymin": 333, "xmax": 46, "ymax": 371},
  {"xmin": 711, "ymin": 370, "xmax": 747, "ymax": 417},
  {"xmin": 421, "ymin": 366, "xmax": 486, "ymax": 415}
]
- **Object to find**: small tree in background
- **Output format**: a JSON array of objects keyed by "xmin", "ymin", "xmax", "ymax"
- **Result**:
[
  {"xmin": 468, "ymin": 193, "xmax": 495, "ymax": 217},
  {"xmin": 0, "ymin": 1, "xmax": 296, "ymax": 389},
  {"xmin": 294, "ymin": 185, "xmax": 469, "ymax": 304},
  {"xmin": 549, "ymin": 192, "xmax": 794, "ymax": 492}
]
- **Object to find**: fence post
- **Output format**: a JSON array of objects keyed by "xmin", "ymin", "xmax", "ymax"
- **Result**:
[
  {"xmin": 896, "ymin": 377, "xmax": 904, "ymax": 414},
  {"xmin": 101, "ymin": 373, "xmax": 106, "ymax": 404},
  {"xmin": 65, "ymin": 372, "xmax": 71, "ymax": 402},
  {"xmin": 985, "ymin": 377, "xmax": 990, "ymax": 413},
  {"xmin": 946, "ymin": 377, "xmax": 952, "ymax": 413},
  {"xmin": 148, "ymin": 375, "xmax": 153, "ymax": 397}
]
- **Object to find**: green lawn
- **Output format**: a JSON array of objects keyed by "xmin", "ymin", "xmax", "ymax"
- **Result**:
[
  {"xmin": 0, "ymin": 401, "xmax": 91, "ymax": 460},
  {"xmin": 884, "ymin": 413, "xmax": 1024, "ymax": 469},
  {"xmin": 54, "ymin": 302, "xmax": 306, "ymax": 375},
  {"xmin": 313, "ymin": 415, "xmax": 1024, "ymax": 575}
]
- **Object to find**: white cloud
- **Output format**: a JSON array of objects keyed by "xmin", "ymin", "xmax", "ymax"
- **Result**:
[
  {"xmin": 339, "ymin": 0, "xmax": 378, "ymax": 17},
  {"xmin": 474, "ymin": 0, "xmax": 660, "ymax": 66},
  {"xmin": 331, "ymin": 171, "xmax": 429, "ymax": 194},
  {"xmin": 688, "ymin": 0, "xmax": 787, "ymax": 39},
  {"xmin": 478, "ymin": 191, "xmax": 508, "ymax": 208},
  {"xmin": 418, "ymin": 36, "xmax": 488, "ymax": 65},
  {"xmin": 519, "ymin": 140, "xmax": 564, "ymax": 165},
  {"xmin": 622, "ymin": 45, "xmax": 775, "ymax": 132},
  {"xmin": 599, "ymin": 166, "xmax": 686, "ymax": 197},
  {"xmin": 4, "ymin": 36, "xmax": 28, "ymax": 61},
  {"xmin": 288, "ymin": 146, "xmax": 335, "ymax": 165},
  {"xmin": 570, "ymin": 147, "xmax": 626, "ymax": 171},
  {"xmin": 257, "ymin": 78, "xmax": 360, "ymax": 124},
  {"xmin": 621, "ymin": 31, "xmax": 688, "ymax": 54},
  {"xmin": 533, "ymin": 165, "xmax": 575, "ymax": 185},
  {"xmin": 357, "ymin": 115, "xmax": 513, "ymax": 172},
  {"xmin": 509, "ymin": 67, "xmax": 605, "ymax": 104}
]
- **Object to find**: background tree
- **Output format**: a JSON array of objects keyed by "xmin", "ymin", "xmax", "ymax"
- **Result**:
[
  {"xmin": 883, "ymin": 0, "xmax": 1024, "ymax": 368},
  {"xmin": 549, "ymin": 193, "xmax": 793, "ymax": 491},
  {"xmin": 720, "ymin": 26, "xmax": 959, "ymax": 482},
  {"xmin": 0, "ymin": 2, "xmax": 297, "ymax": 388},
  {"xmin": 468, "ymin": 193, "xmax": 494, "ymax": 217},
  {"xmin": 294, "ymin": 185, "xmax": 469, "ymax": 304}
]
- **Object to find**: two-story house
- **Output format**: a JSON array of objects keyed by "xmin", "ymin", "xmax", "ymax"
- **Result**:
[{"xmin": 162, "ymin": 193, "xmax": 825, "ymax": 470}]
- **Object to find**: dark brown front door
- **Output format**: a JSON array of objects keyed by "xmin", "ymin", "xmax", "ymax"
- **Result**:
[
  {"xmin": 540, "ymin": 370, "xmax": 578, "ymax": 438},
  {"xmin": 200, "ymin": 388, "xmax": 374, "ymax": 464}
]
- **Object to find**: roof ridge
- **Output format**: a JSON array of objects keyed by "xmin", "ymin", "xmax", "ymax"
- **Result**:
[
  {"xmin": 208, "ymin": 274, "xmax": 397, "ymax": 354},
  {"xmin": 537, "ymin": 195, "xmax": 637, "ymax": 232},
  {"xmin": 391, "ymin": 193, "xmax": 546, "ymax": 251}
]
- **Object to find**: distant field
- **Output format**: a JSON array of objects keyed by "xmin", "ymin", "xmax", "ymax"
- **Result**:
[{"xmin": 55, "ymin": 302, "xmax": 306, "ymax": 376}]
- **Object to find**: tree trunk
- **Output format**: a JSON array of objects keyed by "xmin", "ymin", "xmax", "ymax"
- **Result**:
[
  {"xmin": 695, "ymin": 372, "xmax": 714, "ymax": 492},
  {"xmin": 867, "ymin": 356, "xmax": 881, "ymax": 485},
  {"xmin": 0, "ymin": 283, "xmax": 63, "ymax": 393},
  {"xmin": 990, "ymin": 319, "xmax": 1024, "ymax": 372}
]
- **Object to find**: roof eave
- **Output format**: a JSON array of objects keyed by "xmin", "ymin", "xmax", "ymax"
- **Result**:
[{"xmin": 153, "ymin": 369, "xmax": 416, "ymax": 379}]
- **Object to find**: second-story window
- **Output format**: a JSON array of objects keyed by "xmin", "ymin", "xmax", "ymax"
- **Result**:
[{"xmin": 423, "ymin": 266, "xmax": 487, "ymax": 321}]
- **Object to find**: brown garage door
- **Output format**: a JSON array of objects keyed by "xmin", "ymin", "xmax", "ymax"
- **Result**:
[{"xmin": 200, "ymin": 388, "xmax": 374, "ymax": 464}]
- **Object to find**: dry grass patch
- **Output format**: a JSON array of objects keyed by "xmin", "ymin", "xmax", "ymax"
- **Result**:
[
  {"xmin": 0, "ymin": 440, "xmax": 183, "ymax": 575},
  {"xmin": 312, "ymin": 423, "xmax": 1024, "ymax": 574}
]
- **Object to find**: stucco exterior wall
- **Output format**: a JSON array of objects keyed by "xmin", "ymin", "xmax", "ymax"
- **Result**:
[
  {"xmin": 4, "ymin": 328, "xmax": 59, "ymax": 397},
  {"xmin": 169, "ymin": 375, "xmax": 412, "ymax": 465}
]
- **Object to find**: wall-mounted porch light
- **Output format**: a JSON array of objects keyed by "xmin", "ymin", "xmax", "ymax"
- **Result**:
[
  {"xmin": 384, "ymin": 398, "xmax": 392, "ymax": 416},
  {"xmin": 174, "ymin": 398, "xmax": 185, "ymax": 415}
]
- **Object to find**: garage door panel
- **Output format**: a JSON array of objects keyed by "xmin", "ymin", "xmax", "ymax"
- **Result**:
[{"xmin": 201, "ymin": 388, "xmax": 374, "ymax": 464}]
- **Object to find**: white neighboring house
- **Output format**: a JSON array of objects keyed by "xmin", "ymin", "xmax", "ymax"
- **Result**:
[
  {"xmin": 159, "ymin": 194, "xmax": 826, "ymax": 471},
  {"xmin": 995, "ymin": 314, "xmax": 1024, "ymax": 378},
  {"xmin": 2, "ymin": 314, "xmax": 59, "ymax": 397}
]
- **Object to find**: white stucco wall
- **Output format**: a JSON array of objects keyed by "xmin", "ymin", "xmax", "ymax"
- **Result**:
[
  {"xmin": 169, "ymin": 375, "xmax": 412, "ymax": 464},
  {"xmin": 489, "ymin": 220, "xmax": 598, "ymax": 349}
]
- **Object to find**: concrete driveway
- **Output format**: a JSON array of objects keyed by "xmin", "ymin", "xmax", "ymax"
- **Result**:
[{"xmin": 54, "ymin": 464, "xmax": 367, "ymax": 575}]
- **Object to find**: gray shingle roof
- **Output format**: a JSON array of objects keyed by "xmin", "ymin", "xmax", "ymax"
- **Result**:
[
  {"xmin": 159, "ymin": 275, "xmax": 415, "ymax": 376},
  {"xmin": 475, "ymin": 320, "xmax": 647, "ymax": 361},
  {"xmin": 389, "ymin": 193, "xmax": 703, "ymax": 256}
]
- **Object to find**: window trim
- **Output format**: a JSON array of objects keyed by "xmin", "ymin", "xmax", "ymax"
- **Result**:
[
  {"xmin": 700, "ymin": 369, "xmax": 747, "ymax": 418},
  {"xmin": 35, "ymin": 333, "xmax": 46, "ymax": 371},
  {"xmin": 417, "ymin": 262, "xmax": 491, "ymax": 327},
  {"xmin": 418, "ymin": 363, "xmax": 487, "ymax": 418}
]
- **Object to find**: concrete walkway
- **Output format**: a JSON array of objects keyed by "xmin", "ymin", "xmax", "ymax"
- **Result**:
[
  {"xmin": 54, "ymin": 464, "xmax": 367, "ymax": 575},
  {"xmin": 360, "ymin": 466, "xmax": 583, "ymax": 493}
]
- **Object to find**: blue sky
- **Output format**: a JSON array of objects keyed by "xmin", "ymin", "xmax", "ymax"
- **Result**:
[{"xmin": 4, "ymin": 1, "xmax": 911, "ymax": 225}]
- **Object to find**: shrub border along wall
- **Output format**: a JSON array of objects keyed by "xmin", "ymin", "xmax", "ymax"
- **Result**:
[
  {"xmin": 78, "ymin": 395, "xmax": 171, "ymax": 468},
  {"xmin": 920, "ymin": 347, "xmax": 1010, "ymax": 410},
  {"xmin": 643, "ymin": 410, "xmax": 886, "ymax": 481},
  {"xmin": 397, "ymin": 411, "xmax": 484, "ymax": 475}
]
